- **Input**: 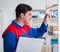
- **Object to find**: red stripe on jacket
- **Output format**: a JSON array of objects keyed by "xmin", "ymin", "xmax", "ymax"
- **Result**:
[{"xmin": 2, "ymin": 24, "xmax": 31, "ymax": 39}]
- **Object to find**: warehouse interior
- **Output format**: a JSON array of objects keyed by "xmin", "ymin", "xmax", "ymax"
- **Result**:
[{"xmin": 0, "ymin": 0, "xmax": 58, "ymax": 52}]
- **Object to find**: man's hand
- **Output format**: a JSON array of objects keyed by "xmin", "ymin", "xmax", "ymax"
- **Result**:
[{"xmin": 43, "ymin": 14, "xmax": 50, "ymax": 26}]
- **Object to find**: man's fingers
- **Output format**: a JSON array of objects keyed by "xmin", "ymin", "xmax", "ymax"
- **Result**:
[{"xmin": 45, "ymin": 14, "xmax": 51, "ymax": 20}]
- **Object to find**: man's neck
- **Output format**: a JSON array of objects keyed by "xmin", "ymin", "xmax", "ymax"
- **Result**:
[{"xmin": 15, "ymin": 18, "xmax": 24, "ymax": 27}]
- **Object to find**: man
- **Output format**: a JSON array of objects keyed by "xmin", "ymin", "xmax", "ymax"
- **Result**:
[{"xmin": 2, "ymin": 4, "xmax": 50, "ymax": 52}]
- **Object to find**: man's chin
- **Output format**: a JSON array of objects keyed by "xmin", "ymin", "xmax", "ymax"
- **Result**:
[{"xmin": 24, "ymin": 22, "xmax": 29, "ymax": 24}]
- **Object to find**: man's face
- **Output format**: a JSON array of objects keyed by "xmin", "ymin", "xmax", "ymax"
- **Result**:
[{"xmin": 23, "ymin": 11, "xmax": 32, "ymax": 24}]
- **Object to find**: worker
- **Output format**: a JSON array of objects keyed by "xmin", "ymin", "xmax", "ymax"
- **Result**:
[{"xmin": 2, "ymin": 4, "xmax": 50, "ymax": 52}]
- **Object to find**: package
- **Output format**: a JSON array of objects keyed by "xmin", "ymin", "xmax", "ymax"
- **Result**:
[
  {"xmin": 49, "ymin": 26, "xmax": 58, "ymax": 31},
  {"xmin": 48, "ymin": 26, "xmax": 58, "ymax": 36}
]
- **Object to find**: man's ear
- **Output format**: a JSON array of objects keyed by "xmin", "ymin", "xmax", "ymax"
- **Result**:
[{"xmin": 20, "ymin": 13, "xmax": 24, "ymax": 18}]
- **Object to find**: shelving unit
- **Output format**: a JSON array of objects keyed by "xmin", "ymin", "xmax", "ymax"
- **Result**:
[
  {"xmin": 29, "ymin": 6, "xmax": 58, "ymax": 52},
  {"xmin": 45, "ymin": 0, "xmax": 58, "ymax": 51}
]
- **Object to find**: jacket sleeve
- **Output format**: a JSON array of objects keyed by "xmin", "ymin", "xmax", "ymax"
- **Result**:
[
  {"xmin": 29, "ymin": 23, "xmax": 48, "ymax": 38},
  {"xmin": 3, "ymin": 32, "xmax": 17, "ymax": 52}
]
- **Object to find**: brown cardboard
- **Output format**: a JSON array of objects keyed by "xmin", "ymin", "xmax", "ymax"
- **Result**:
[{"xmin": 49, "ymin": 26, "xmax": 58, "ymax": 31}]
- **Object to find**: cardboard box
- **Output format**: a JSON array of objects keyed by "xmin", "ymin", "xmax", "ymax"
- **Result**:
[{"xmin": 49, "ymin": 26, "xmax": 58, "ymax": 31}]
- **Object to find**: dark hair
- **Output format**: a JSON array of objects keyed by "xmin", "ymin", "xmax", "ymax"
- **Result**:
[{"xmin": 15, "ymin": 4, "xmax": 32, "ymax": 18}]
